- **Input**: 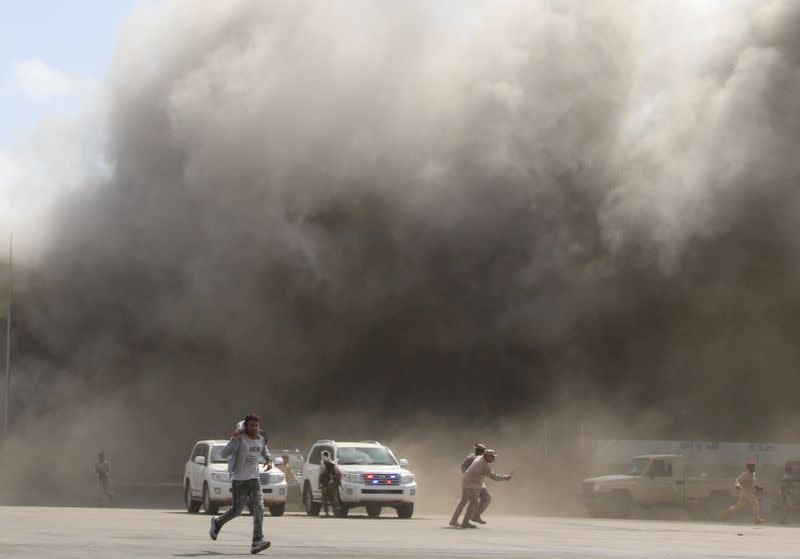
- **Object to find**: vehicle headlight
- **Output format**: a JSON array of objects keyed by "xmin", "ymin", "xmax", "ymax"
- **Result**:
[
  {"xmin": 342, "ymin": 474, "xmax": 363, "ymax": 484},
  {"xmin": 593, "ymin": 483, "xmax": 606, "ymax": 492},
  {"xmin": 269, "ymin": 473, "xmax": 285, "ymax": 483},
  {"xmin": 401, "ymin": 474, "xmax": 415, "ymax": 485},
  {"xmin": 211, "ymin": 472, "xmax": 230, "ymax": 482}
]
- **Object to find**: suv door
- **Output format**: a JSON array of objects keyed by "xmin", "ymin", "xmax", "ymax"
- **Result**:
[
  {"xmin": 190, "ymin": 444, "xmax": 209, "ymax": 495},
  {"xmin": 187, "ymin": 444, "xmax": 199, "ymax": 492},
  {"xmin": 306, "ymin": 446, "xmax": 323, "ymax": 499}
]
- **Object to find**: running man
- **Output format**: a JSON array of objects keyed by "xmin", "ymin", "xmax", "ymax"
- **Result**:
[
  {"xmin": 209, "ymin": 414, "xmax": 273, "ymax": 554},
  {"xmin": 779, "ymin": 463, "xmax": 794, "ymax": 524},
  {"xmin": 720, "ymin": 460, "xmax": 766, "ymax": 524},
  {"xmin": 450, "ymin": 449, "xmax": 511, "ymax": 528},
  {"xmin": 450, "ymin": 443, "xmax": 490, "ymax": 525},
  {"xmin": 95, "ymin": 452, "xmax": 113, "ymax": 503}
]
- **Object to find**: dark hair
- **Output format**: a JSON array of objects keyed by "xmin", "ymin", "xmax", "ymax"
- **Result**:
[{"xmin": 244, "ymin": 414, "xmax": 260, "ymax": 427}]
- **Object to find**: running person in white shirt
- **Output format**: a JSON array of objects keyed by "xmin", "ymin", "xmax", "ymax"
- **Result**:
[
  {"xmin": 209, "ymin": 414, "xmax": 273, "ymax": 554},
  {"xmin": 720, "ymin": 460, "xmax": 766, "ymax": 524}
]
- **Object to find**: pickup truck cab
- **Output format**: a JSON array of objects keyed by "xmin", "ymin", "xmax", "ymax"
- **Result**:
[
  {"xmin": 581, "ymin": 454, "xmax": 734, "ymax": 518},
  {"xmin": 184, "ymin": 439, "xmax": 288, "ymax": 516},
  {"xmin": 301, "ymin": 440, "xmax": 417, "ymax": 518}
]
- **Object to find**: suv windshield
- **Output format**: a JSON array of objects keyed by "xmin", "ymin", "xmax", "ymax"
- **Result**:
[
  {"xmin": 337, "ymin": 446, "xmax": 397, "ymax": 466},
  {"xmin": 629, "ymin": 458, "xmax": 650, "ymax": 477},
  {"xmin": 210, "ymin": 445, "xmax": 267, "ymax": 464}
]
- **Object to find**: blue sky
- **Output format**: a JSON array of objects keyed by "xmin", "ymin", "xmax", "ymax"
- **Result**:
[
  {"xmin": 0, "ymin": 0, "xmax": 158, "ymax": 256},
  {"xmin": 0, "ymin": 0, "xmax": 155, "ymax": 149}
]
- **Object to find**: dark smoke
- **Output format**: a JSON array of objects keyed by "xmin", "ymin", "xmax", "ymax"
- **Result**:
[{"xmin": 5, "ymin": 0, "xmax": 800, "ymax": 493}]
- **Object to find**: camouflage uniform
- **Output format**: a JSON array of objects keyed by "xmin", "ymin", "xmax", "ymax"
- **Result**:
[{"xmin": 319, "ymin": 460, "xmax": 342, "ymax": 516}]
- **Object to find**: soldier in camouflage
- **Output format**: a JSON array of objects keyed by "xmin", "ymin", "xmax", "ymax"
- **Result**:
[{"xmin": 319, "ymin": 450, "xmax": 342, "ymax": 516}]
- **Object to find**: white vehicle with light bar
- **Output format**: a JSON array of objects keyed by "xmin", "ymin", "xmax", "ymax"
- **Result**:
[
  {"xmin": 300, "ymin": 440, "xmax": 417, "ymax": 518},
  {"xmin": 184, "ymin": 439, "xmax": 288, "ymax": 516}
]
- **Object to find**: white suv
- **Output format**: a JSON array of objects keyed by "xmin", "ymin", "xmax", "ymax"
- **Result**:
[
  {"xmin": 300, "ymin": 440, "xmax": 417, "ymax": 518},
  {"xmin": 184, "ymin": 439, "xmax": 288, "ymax": 516}
]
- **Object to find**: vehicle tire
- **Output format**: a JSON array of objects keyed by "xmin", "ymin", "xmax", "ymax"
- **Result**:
[
  {"xmin": 185, "ymin": 481, "xmax": 201, "ymax": 514},
  {"xmin": 366, "ymin": 504, "xmax": 382, "ymax": 518},
  {"xmin": 303, "ymin": 482, "xmax": 321, "ymax": 516},
  {"xmin": 332, "ymin": 492, "xmax": 349, "ymax": 518},
  {"xmin": 202, "ymin": 484, "xmax": 219, "ymax": 515},
  {"xmin": 269, "ymin": 502, "xmax": 286, "ymax": 517},
  {"xmin": 608, "ymin": 491, "xmax": 632, "ymax": 519},
  {"xmin": 396, "ymin": 503, "xmax": 414, "ymax": 519}
]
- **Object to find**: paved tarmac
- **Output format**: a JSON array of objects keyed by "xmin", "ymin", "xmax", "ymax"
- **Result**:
[{"xmin": 1, "ymin": 506, "xmax": 798, "ymax": 558}]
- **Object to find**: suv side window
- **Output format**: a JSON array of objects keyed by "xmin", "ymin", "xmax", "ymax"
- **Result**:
[
  {"xmin": 191, "ymin": 444, "xmax": 202, "ymax": 460},
  {"xmin": 309, "ymin": 446, "xmax": 322, "ymax": 465},
  {"xmin": 192, "ymin": 444, "xmax": 208, "ymax": 462}
]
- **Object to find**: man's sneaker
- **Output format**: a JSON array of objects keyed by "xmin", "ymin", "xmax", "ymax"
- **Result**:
[
  {"xmin": 209, "ymin": 517, "xmax": 220, "ymax": 541},
  {"xmin": 251, "ymin": 540, "xmax": 271, "ymax": 554},
  {"xmin": 448, "ymin": 520, "xmax": 460, "ymax": 527},
  {"xmin": 472, "ymin": 515, "xmax": 487, "ymax": 524},
  {"xmin": 461, "ymin": 522, "xmax": 478, "ymax": 529}
]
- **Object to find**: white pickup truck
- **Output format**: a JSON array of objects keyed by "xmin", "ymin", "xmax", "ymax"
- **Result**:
[{"xmin": 581, "ymin": 454, "xmax": 735, "ymax": 518}]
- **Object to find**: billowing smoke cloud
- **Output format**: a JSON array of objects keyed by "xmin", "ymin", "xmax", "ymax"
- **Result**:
[{"xmin": 6, "ymin": 0, "xmax": 800, "ymax": 491}]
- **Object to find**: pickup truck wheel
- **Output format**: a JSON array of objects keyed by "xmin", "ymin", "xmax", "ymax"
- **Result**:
[
  {"xmin": 202, "ymin": 484, "xmax": 219, "ymax": 515},
  {"xmin": 397, "ymin": 503, "xmax": 414, "ymax": 519},
  {"xmin": 366, "ymin": 504, "xmax": 382, "ymax": 518},
  {"xmin": 185, "ymin": 481, "xmax": 201, "ymax": 514},
  {"xmin": 269, "ymin": 502, "xmax": 285, "ymax": 517},
  {"xmin": 608, "ymin": 492, "xmax": 632, "ymax": 519},
  {"xmin": 303, "ymin": 482, "xmax": 321, "ymax": 516}
]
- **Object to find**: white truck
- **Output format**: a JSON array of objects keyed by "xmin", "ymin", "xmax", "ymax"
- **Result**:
[
  {"xmin": 184, "ymin": 439, "xmax": 288, "ymax": 516},
  {"xmin": 581, "ymin": 454, "xmax": 735, "ymax": 518},
  {"xmin": 300, "ymin": 440, "xmax": 417, "ymax": 518}
]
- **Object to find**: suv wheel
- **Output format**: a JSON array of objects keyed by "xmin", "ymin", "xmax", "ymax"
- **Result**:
[
  {"xmin": 269, "ymin": 502, "xmax": 286, "ymax": 517},
  {"xmin": 303, "ymin": 482, "xmax": 321, "ymax": 516},
  {"xmin": 396, "ymin": 503, "xmax": 414, "ymax": 519},
  {"xmin": 332, "ymin": 492, "xmax": 349, "ymax": 518},
  {"xmin": 202, "ymin": 483, "xmax": 219, "ymax": 515},
  {"xmin": 366, "ymin": 504, "xmax": 382, "ymax": 518},
  {"xmin": 185, "ymin": 481, "xmax": 201, "ymax": 513}
]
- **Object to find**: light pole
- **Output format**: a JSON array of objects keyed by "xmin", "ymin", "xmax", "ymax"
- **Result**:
[{"xmin": 4, "ymin": 233, "xmax": 11, "ymax": 440}]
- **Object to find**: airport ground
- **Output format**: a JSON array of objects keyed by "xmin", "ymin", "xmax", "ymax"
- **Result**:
[{"xmin": 2, "ymin": 505, "xmax": 799, "ymax": 559}]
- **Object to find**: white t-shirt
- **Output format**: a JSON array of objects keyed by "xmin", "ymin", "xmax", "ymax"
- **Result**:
[
  {"xmin": 232, "ymin": 435, "xmax": 264, "ymax": 481},
  {"xmin": 736, "ymin": 470, "xmax": 756, "ymax": 493}
]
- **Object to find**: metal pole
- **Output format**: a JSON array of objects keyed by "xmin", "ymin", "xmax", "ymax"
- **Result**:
[{"xmin": 4, "ymin": 233, "xmax": 12, "ymax": 440}]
